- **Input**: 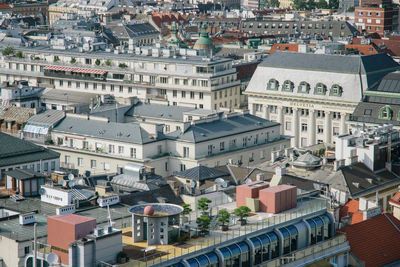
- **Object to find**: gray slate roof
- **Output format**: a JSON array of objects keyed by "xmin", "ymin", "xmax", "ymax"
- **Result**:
[
  {"xmin": 261, "ymin": 52, "xmax": 399, "ymax": 75},
  {"xmin": 175, "ymin": 165, "xmax": 229, "ymax": 181},
  {"xmin": 0, "ymin": 132, "xmax": 59, "ymax": 168},
  {"xmin": 26, "ymin": 110, "xmax": 65, "ymax": 127},
  {"xmin": 166, "ymin": 113, "xmax": 279, "ymax": 143},
  {"xmin": 53, "ymin": 116, "xmax": 162, "ymax": 144},
  {"xmin": 126, "ymin": 102, "xmax": 194, "ymax": 121},
  {"xmin": 4, "ymin": 169, "xmax": 45, "ymax": 180}
]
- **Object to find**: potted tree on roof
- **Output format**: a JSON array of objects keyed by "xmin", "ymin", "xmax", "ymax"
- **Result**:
[
  {"xmin": 218, "ymin": 209, "xmax": 230, "ymax": 231},
  {"xmin": 234, "ymin": 206, "xmax": 251, "ymax": 226},
  {"xmin": 196, "ymin": 197, "xmax": 212, "ymax": 236}
]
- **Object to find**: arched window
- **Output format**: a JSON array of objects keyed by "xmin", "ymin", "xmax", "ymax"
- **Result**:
[
  {"xmin": 329, "ymin": 84, "xmax": 343, "ymax": 96},
  {"xmin": 267, "ymin": 79, "xmax": 279, "ymax": 90},
  {"xmin": 297, "ymin": 81, "xmax": 310, "ymax": 93},
  {"xmin": 314, "ymin": 83, "xmax": 327, "ymax": 95},
  {"xmin": 282, "ymin": 80, "xmax": 294, "ymax": 92},
  {"xmin": 379, "ymin": 105, "xmax": 393, "ymax": 120}
]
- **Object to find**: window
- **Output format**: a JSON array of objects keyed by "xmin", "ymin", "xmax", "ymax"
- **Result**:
[
  {"xmin": 243, "ymin": 137, "xmax": 247, "ymax": 147},
  {"xmin": 68, "ymin": 81, "xmax": 71, "ymax": 88},
  {"xmin": 333, "ymin": 112, "xmax": 341, "ymax": 120},
  {"xmin": 183, "ymin": 147, "xmax": 189, "ymax": 158},
  {"xmin": 199, "ymin": 92, "xmax": 204, "ymax": 99},
  {"xmin": 109, "ymin": 145, "xmax": 115, "ymax": 153},
  {"xmin": 379, "ymin": 105, "xmax": 393, "ymax": 120},
  {"xmin": 317, "ymin": 125, "xmax": 324, "ymax": 134},
  {"xmin": 118, "ymin": 146, "xmax": 124, "ymax": 154},
  {"xmin": 91, "ymin": 160, "xmax": 96, "ymax": 169},
  {"xmin": 160, "ymin": 77, "xmax": 168, "ymax": 84},
  {"xmin": 93, "ymin": 83, "xmax": 97, "ymax": 90},
  {"xmin": 43, "ymin": 162, "xmax": 48, "ymax": 171},
  {"xmin": 78, "ymin": 158, "xmax": 83, "ymax": 166},
  {"xmin": 301, "ymin": 123, "xmax": 308, "ymax": 132},
  {"xmin": 220, "ymin": 142, "xmax": 225, "ymax": 151},
  {"xmin": 330, "ymin": 84, "xmax": 342, "ymax": 96},
  {"xmin": 174, "ymin": 78, "xmax": 179, "ymax": 85},
  {"xmin": 333, "ymin": 127, "xmax": 340, "ymax": 136},
  {"xmin": 254, "ymin": 104, "xmax": 263, "ymax": 112},
  {"xmin": 102, "ymin": 84, "xmax": 106, "ymax": 91},
  {"xmin": 314, "ymin": 83, "xmax": 327, "ymax": 95},
  {"xmin": 76, "ymin": 82, "xmax": 80, "ymax": 88},
  {"xmin": 282, "ymin": 80, "xmax": 294, "ymax": 92},
  {"xmin": 317, "ymin": 110, "xmax": 325, "ymax": 118},
  {"xmin": 130, "ymin": 148, "xmax": 136, "ymax": 158},
  {"xmin": 208, "ymin": 144, "xmax": 213, "ymax": 155},
  {"xmin": 192, "ymin": 79, "xmax": 197, "ymax": 86},
  {"xmin": 181, "ymin": 91, "xmax": 186, "ymax": 98},
  {"xmin": 119, "ymin": 86, "xmax": 123, "ymax": 92},
  {"xmin": 84, "ymin": 82, "xmax": 88, "ymax": 89},
  {"xmin": 285, "ymin": 121, "xmax": 292, "ymax": 131},
  {"xmin": 65, "ymin": 155, "xmax": 71, "ymax": 164},
  {"xmin": 190, "ymin": 91, "xmax": 195, "ymax": 99},
  {"xmin": 173, "ymin": 90, "xmax": 177, "ymax": 97},
  {"xmin": 376, "ymin": 19, "xmax": 381, "ymax": 24},
  {"xmin": 128, "ymin": 87, "xmax": 132, "ymax": 93},
  {"xmin": 269, "ymin": 105, "xmax": 277, "ymax": 114},
  {"xmin": 180, "ymin": 164, "xmax": 186, "ymax": 171},
  {"xmin": 267, "ymin": 79, "xmax": 279, "ymax": 90},
  {"xmin": 51, "ymin": 161, "xmax": 56, "ymax": 170},
  {"xmin": 284, "ymin": 107, "xmax": 293, "ymax": 114},
  {"xmin": 200, "ymin": 80, "xmax": 208, "ymax": 87},
  {"xmin": 104, "ymin": 163, "xmax": 110, "ymax": 170},
  {"xmin": 24, "ymin": 246, "xmax": 30, "ymax": 255},
  {"xmin": 110, "ymin": 85, "xmax": 114, "ymax": 92},
  {"xmin": 298, "ymin": 82, "xmax": 310, "ymax": 93},
  {"xmin": 183, "ymin": 79, "xmax": 188, "ymax": 85}
]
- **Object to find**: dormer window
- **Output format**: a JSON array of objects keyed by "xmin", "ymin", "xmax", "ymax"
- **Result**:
[
  {"xmin": 267, "ymin": 79, "xmax": 279, "ymax": 90},
  {"xmin": 379, "ymin": 105, "xmax": 392, "ymax": 120},
  {"xmin": 314, "ymin": 83, "xmax": 327, "ymax": 95},
  {"xmin": 298, "ymin": 81, "xmax": 310, "ymax": 93},
  {"xmin": 329, "ymin": 84, "xmax": 343, "ymax": 96},
  {"xmin": 282, "ymin": 80, "xmax": 294, "ymax": 92}
]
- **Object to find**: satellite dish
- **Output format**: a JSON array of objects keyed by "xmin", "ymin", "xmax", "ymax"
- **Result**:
[
  {"xmin": 85, "ymin": 171, "xmax": 91, "ymax": 178},
  {"xmin": 39, "ymin": 188, "xmax": 46, "ymax": 195},
  {"xmin": 97, "ymin": 198, "xmax": 102, "ymax": 205},
  {"xmin": 46, "ymin": 252, "xmax": 59, "ymax": 265},
  {"xmin": 68, "ymin": 181, "xmax": 75, "ymax": 188},
  {"xmin": 214, "ymin": 178, "xmax": 228, "ymax": 188},
  {"xmin": 68, "ymin": 173, "xmax": 75, "ymax": 181},
  {"xmin": 61, "ymin": 180, "xmax": 67, "ymax": 187}
]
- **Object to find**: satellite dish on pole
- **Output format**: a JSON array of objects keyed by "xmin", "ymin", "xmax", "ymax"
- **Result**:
[
  {"xmin": 39, "ymin": 188, "xmax": 46, "ymax": 195},
  {"xmin": 68, "ymin": 173, "xmax": 75, "ymax": 181},
  {"xmin": 84, "ymin": 171, "xmax": 91, "ymax": 178},
  {"xmin": 46, "ymin": 253, "xmax": 59, "ymax": 265},
  {"xmin": 61, "ymin": 180, "xmax": 67, "ymax": 187}
]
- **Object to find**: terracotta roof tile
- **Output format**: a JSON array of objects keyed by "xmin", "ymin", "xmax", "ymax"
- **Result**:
[
  {"xmin": 341, "ymin": 213, "xmax": 400, "ymax": 267},
  {"xmin": 389, "ymin": 192, "xmax": 400, "ymax": 206},
  {"xmin": 339, "ymin": 199, "xmax": 364, "ymax": 225}
]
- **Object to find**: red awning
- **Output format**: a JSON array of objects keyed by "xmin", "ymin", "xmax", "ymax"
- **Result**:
[
  {"xmin": 72, "ymin": 68, "xmax": 107, "ymax": 75},
  {"xmin": 44, "ymin": 65, "xmax": 107, "ymax": 75},
  {"xmin": 44, "ymin": 65, "xmax": 76, "ymax": 72}
]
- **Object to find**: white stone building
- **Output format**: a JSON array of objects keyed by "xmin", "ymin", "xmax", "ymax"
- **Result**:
[
  {"xmin": 245, "ymin": 52, "xmax": 399, "ymax": 147},
  {"xmin": 49, "ymin": 111, "xmax": 289, "ymax": 177}
]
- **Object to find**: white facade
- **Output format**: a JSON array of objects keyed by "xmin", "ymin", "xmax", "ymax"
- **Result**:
[{"xmin": 40, "ymin": 185, "xmax": 72, "ymax": 206}]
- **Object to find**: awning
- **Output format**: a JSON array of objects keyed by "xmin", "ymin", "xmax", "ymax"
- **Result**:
[
  {"xmin": 44, "ymin": 65, "xmax": 76, "ymax": 72},
  {"xmin": 23, "ymin": 124, "xmax": 49, "ymax": 135},
  {"xmin": 44, "ymin": 65, "xmax": 107, "ymax": 75},
  {"xmin": 72, "ymin": 68, "xmax": 107, "ymax": 75}
]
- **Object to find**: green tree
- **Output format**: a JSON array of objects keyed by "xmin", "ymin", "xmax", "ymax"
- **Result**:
[
  {"xmin": 196, "ymin": 215, "xmax": 211, "ymax": 236},
  {"xmin": 70, "ymin": 57, "xmax": 76, "ymax": 64},
  {"xmin": 316, "ymin": 0, "xmax": 328, "ymax": 8},
  {"xmin": 234, "ymin": 206, "xmax": 251, "ymax": 225},
  {"xmin": 95, "ymin": 59, "xmax": 101, "ymax": 65},
  {"xmin": 197, "ymin": 197, "xmax": 212, "ymax": 215},
  {"xmin": 329, "ymin": 0, "xmax": 339, "ymax": 9},
  {"xmin": 218, "ymin": 209, "xmax": 230, "ymax": 231},
  {"xmin": 119, "ymin": 63, "xmax": 128, "ymax": 68},
  {"xmin": 292, "ymin": 0, "xmax": 307, "ymax": 10},
  {"xmin": 306, "ymin": 0, "xmax": 316, "ymax": 10},
  {"xmin": 270, "ymin": 0, "xmax": 280, "ymax": 7},
  {"xmin": 105, "ymin": 59, "xmax": 111, "ymax": 66},
  {"xmin": 54, "ymin": 55, "xmax": 60, "ymax": 62},
  {"xmin": 347, "ymin": 6, "xmax": 355, "ymax": 11},
  {"xmin": 2, "ymin": 46, "xmax": 15, "ymax": 56},
  {"xmin": 15, "ymin": 51, "xmax": 23, "ymax": 58}
]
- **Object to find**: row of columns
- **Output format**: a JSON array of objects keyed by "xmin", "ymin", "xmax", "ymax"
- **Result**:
[{"xmin": 252, "ymin": 103, "xmax": 348, "ymax": 147}]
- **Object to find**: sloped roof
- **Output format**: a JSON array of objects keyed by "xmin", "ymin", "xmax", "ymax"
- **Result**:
[
  {"xmin": 389, "ymin": 192, "xmax": 400, "ymax": 206},
  {"xmin": 4, "ymin": 169, "xmax": 45, "ymax": 180},
  {"xmin": 339, "ymin": 199, "xmax": 364, "ymax": 225},
  {"xmin": 0, "ymin": 106, "xmax": 35, "ymax": 124},
  {"xmin": 166, "ymin": 113, "xmax": 279, "ymax": 143},
  {"xmin": 0, "ymin": 132, "xmax": 59, "ymax": 168},
  {"xmin": 175, "ymin": 165, "xmax": 228, "ymax": 181},
  {"xmin": 53, "ymin": 116, "xmax": 162, "ymax": 144},
  {"xmin": 26, "ymin": 110, "xmax": 65, "ymax": 127},
  {"xmin": 341, "ymin": 213, "xmax": 400, "ymax": 267}
]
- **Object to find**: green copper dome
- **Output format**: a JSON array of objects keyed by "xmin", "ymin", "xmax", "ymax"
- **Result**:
[{"xmin": 193, "ymin": 24, "xmax": 214, "ymax": 51}]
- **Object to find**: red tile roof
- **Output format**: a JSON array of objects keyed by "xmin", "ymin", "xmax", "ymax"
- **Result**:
[
  {"xmin": 389, "ymin": 192, "xmax": 400, "ymax": 206},
  {"xmin": 0, "ymin": 3, "xmax": 11, "ymax": 9},
  {"xmin": 344, "ymin": 44, "xmax": 379, "ymax": 55},
  {"xmin": 269, "ymin": 43, "xmax": 299, "ymax": 54},
  {"xmin": 341, "ymin": 213, "xmax": 400, "ymax": 267},
  {"xmin": 339, "ymin": 199, "xmax": 364, "ymax": 225}
]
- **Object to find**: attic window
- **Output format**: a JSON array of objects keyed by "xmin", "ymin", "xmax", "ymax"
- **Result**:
[
  {"xmin": 282, "ymin": 80, "xmax": 294, "ymax": 92},
  {"xmin": 297, "ymin": 81, "xmax": 310, "ymax": 93},
  {"xmin": 314, "ymin": 83, "xmax": 327, "ymax": 95},
  {"xmin": 379, "ymin": 105, "xmax": 392, "ymax": 120},
  {"xmin": 330, "ymin": 84, "xmax": 343, "ymax": 96},
  {"xmin": 267, "ymin": 79, "xmax": 279, "ymax": 91},
  {"xmin": 364, "ymin": 109, "xmax": 372, "ymax": 115}
]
